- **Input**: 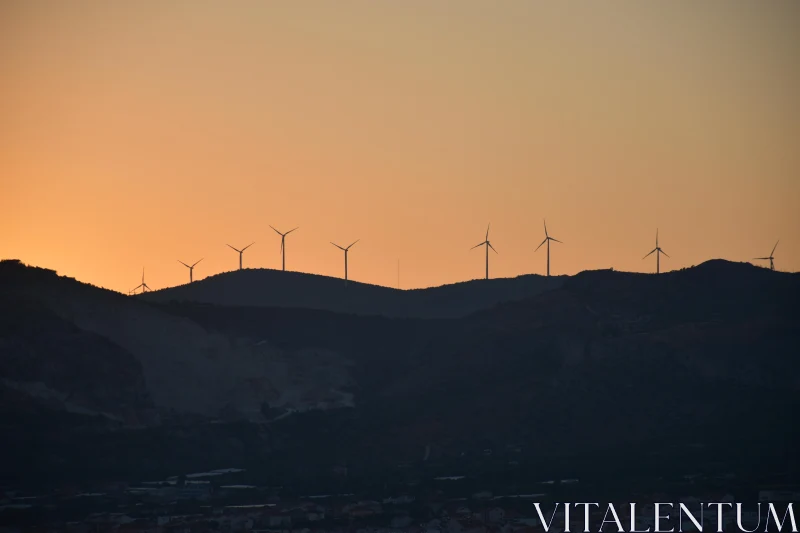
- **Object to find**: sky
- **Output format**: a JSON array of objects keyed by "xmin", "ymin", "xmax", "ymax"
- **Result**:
[{"xmin": 1, "ymin": 1, "xmax": 799, "ymax": 292}]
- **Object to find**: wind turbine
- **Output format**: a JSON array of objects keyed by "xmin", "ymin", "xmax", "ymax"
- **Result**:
[
  {"xmin": 178, "ymin": 258, "xmax": 203, "ymax": 283},
  {"xmin": 754, "ymin": 240, "xmax": 779, "ymax": 271},
  {"xmin": 643, "ymin": 229, "xmax": 669, "ymax": 274},
  {"xmin": 131, "ymin": 267, "xmax": 151, "ymax": 294},
  {"xmin": 269, "ymin": 226, "xmax": 298, "ymax": 271},
  {"xmin": 535, "ymin": 219, "xmax": 563, "ymax": 277},
  {"xmin": 470, "ymin": 223, "xmax": 497, "ymax": 280},
  {"xmin": 331, "ymin": 239, "xmax": 359, "ymax": 285},
  {"xmin": 226, "ymin": 242, "xmax": 255, "ymax": 270}
]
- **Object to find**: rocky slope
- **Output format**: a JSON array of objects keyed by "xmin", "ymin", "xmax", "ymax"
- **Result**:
[
  {"xmin": 1, "ymin": 259, "xmax": 798, "ymax": 485},
  {"xmin": 0, "ymin": 260, "xmax": 355, "ymax": 426},
  {"xmin": 158, "ymin": 261, "xmax": 799, "ymax": 473}
]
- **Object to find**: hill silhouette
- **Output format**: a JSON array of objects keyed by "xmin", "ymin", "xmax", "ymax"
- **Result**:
[
  {"xmin": 1, "ymin": 258, "xmax": 798, "ymax": 486},
  {"xmin": 137, "ymin": 268, "xmax": 565, "ymax": 318},
  {"xmin": 153, "ymin": 259, "xmax": 799, "ymax": 470}
]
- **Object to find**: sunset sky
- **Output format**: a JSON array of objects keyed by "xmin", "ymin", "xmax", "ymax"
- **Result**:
[{"xmin": 2, "ymin": 1, "xmax": 798, "ymax": 292}]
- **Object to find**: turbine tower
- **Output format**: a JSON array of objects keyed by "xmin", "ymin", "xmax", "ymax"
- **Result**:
[
  {"xmin": 643, "ymin": 229, "xmax": 669, "ymax": 274},
  {"xmin": 178, "ymin": 258, "xmax": 203, "ymax": 283},
  {"xmin": 131, "ymin": 267, "xmax": 151, "ymax": 294},
  {"xmin": 270, "ymin": 226, "xmax": 298, "ymax": 271},
  {"xmin": 535, "ymin": 219, "xmax": 563, "ymax": 277},
  {"xmin": 226, "ymin": 242, "xmax": 255, "ymax": 270},
  {"xmin": 470, "ymin": 223, "xmax": 497, "ymax": 280},
  {"xmin": 331, "ymin": 239, "xmax": 359, "ymax": 285},
  {"xmin": 754, "ymin": 240, "xmax": 779, "ymax": 271}
]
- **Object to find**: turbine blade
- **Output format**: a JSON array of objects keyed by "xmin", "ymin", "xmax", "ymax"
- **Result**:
[
  {"xmin": 660, "ymin": 249, "xmax": 670, "ymax": 258},
  {"xmin": 550, "ymin": 238, "xmax": 563, "ymax": 244},
  {"xmin": 286, "ymin": 227, "xmax": 299, "ymax": 235},
  {"xmin": 331, "ymin": 242, "xmax": 345, "ymax": 251},
  {"xmin": 489, "ymin": 243, "xmax": 498, "ymax": 254},
  {"xmin": 485, "ymin": 223, "xmax": 490, "ymax": 241},
  {"xmin": 534, "ymin": 238, "xmax": 547, "ymax": 252},
  {"xmin": 754, "ymin": 257, "xmax": 770, "ymax": 260},
  {"xmin": 269, "ymin": 225, "xmax": 283, "ymax": 236},
  {"xmin": 543, "ymin": 219, "xmax": 548, "ymax": 237},
  {"xmin": 347, "ymin": 239, "xmax": 360, "ymax": 250},
  {"xmin": 643, "ymin": 248, "xmax": 656, "ymax": 259},
  {"xmin": 470, "ymin": 241, "xmax": 486, "ymax": 250},
  {"xmin": 242, "ymin": 242, "xmax": 255, "ymax": 251},
  {"xmin": 226, "ymin": 244, "xmax": 241, "ymax": 252},
  {"xmin": 192, "ymin": 258, "xmax": 203, "ymax": 267},
  {"xmin": 178, "ymin": 260, "xmax": 190, "ymax": 268},
  {"xmin": 656, "ymin": 228, "xmax": 659, "ymax": 246},
  {"xmin": 771, "ymin": 240, "xmax": 779, "ymax": 256}
]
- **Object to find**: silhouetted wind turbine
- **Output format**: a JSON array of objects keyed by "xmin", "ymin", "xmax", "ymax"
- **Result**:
[
  {"xmin": 131, "ymin": 267, "xmax": 151, "ymax": 294},
  {"xmin": 178, "ymin": 258, "xmax": 203, "ymax": 283},
  {"xmin": 643, "ymin": 229, "xmax": 669, "ymax": 274},
  {"xmin": 470, "ymin": 224, "xmax": 497, "ymax": 280},
  {"xmin": 754, "ymin": 240, "xmax": 779, "ymax": 271},
  {"xmin": 535, "ymin": 219, "xmax": 563, "ymax": 277},
  {"xmin": 331, "ymin": 240, "xmax": 359, "ymax": 285},
  {"xmin": 270, "ymin": 226, "xmax": 298, "ymax": 271},
  {"xmin": 226, "ymin": 242, "xmax": 254, "ymax": 270}
]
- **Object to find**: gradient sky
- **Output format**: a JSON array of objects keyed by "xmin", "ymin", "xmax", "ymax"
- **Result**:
[{"xmin": 2, "ymin": 1, "xmax": 799, "ymax": 292}]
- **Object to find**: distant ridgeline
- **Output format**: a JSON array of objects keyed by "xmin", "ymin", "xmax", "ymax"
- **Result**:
[
  {"xmin": 137, "ymin": 267, "xmax": 567, "ymax": 319},
  {"xmin": 0, "ymin": 259, "xmax": 103, "ymax": 291},
  {"xmin": 0, "ymin": 259, "xmax": 57, "ymax": 278}
]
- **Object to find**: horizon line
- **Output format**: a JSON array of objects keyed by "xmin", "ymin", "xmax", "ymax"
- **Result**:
[{"xmin": 1, "ymin": 257, "xmax": 789, "ymax": 296}]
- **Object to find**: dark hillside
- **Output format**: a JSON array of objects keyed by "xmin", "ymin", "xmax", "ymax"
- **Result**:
[
  {"xmin": 1, "ymin": 258, "xmax": 798, "ymax": 486},
  {"xmin": 138, "ymin": 267, "xmax": 564, "ymax": 318}
]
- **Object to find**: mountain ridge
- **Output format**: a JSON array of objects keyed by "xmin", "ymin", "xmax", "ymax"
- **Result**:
[
  {"xmin": 136, "ymin": 266, "xmax": 567, "ymax": 318},
  {"xmin": 1, "ymin": 257, "xmax": 798, "ymax": 484}
]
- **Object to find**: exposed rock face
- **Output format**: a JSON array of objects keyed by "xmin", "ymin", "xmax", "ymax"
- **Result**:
[{"xmin": 0, "ymin": 261, "xmax": 356, "ymax": 425}]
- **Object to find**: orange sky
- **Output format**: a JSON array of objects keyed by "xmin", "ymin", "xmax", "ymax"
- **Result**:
[{"xmin": 2, "ymin": 1, "xmax": 799, "ymax": 292}]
